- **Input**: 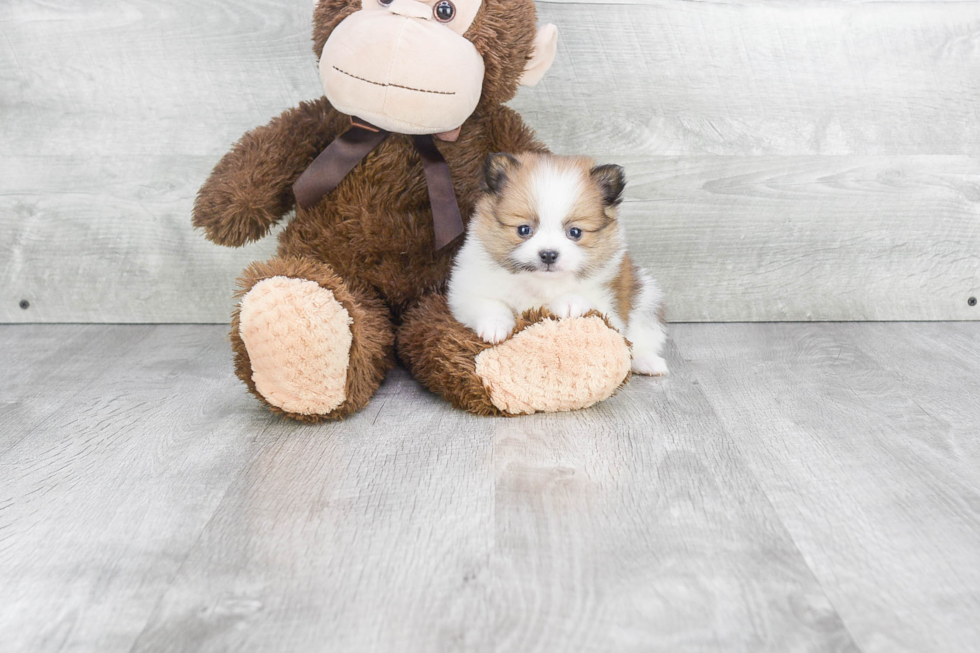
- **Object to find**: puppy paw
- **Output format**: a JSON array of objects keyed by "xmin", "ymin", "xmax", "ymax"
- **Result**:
[
  {"xmin": 631, "ymin": 353, "xmax": 669, "ymax": 377},
  {"xmin": 549, "ymin": 295, "xmax": 593, "ymax": 319},
  {"xmin": 476, "ymin": 314, "xmax": 516, "ymax": 344}
]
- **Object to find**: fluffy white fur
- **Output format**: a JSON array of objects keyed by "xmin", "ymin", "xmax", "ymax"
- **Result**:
[{"xmin": 448, "ymin": 156, "xmax": 668, "ymax": 376}]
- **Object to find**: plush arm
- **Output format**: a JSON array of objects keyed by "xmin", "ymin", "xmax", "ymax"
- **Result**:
[
  {"xmin": 193, "ymin": 97, "xmax": 348, "ymax": 247},
  {"xmin": 484, "ymin": 105, "xmax": 550, "ymax": 156}
]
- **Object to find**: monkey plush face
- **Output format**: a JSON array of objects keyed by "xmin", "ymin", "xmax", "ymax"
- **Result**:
[{"xmin": 315, "ymin": 0, "xmax": 558, "ymax": 135}]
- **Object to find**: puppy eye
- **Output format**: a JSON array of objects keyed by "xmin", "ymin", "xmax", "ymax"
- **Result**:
[
  {"xmin": 568, "ymin": 227, "xmax": 583, "ymax": 240},
  {"xmin": 378, "ymin": 0, "xmax": 393, "ymax": 5},
  {"xmin": 434, "ymin": 0, "xmax": 455, "ymax": 21},
  {"xmin": 517, "ymin": 225, "xmax": 532, "ymax": 237}
]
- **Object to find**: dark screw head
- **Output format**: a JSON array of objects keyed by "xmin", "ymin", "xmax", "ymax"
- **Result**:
[
  {"xmin": 19, "ymin": 299, "xmax": 30, "ymax": 310},
  {"xmin": 969, "ymin": 297, "xmax": 978, "ymax": 307}
]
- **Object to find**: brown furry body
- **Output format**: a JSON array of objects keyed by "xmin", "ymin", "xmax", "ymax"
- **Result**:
[
  {"xmin": 203, "ymin": 100, "xmax": 544, "ymax": 419},
  {"xmin": 447, "ymin": 152, "xmax": 669, "ymax": 375},
  {"xmin": 274, "ymin": 105, "xmax": 543, "ymax": 315},
  {"xmin": 194, "ymin": 0, "xmax": 546, "ymax": 317},
  {"xmin": 193, "ymin": 0, "xmax": 633, "ymax": 419}
]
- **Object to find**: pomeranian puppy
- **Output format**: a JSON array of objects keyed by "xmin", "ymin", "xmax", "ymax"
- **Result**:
[{"xmin": 448, "ymin": 152, "xmax": 668, "ymax": 376}]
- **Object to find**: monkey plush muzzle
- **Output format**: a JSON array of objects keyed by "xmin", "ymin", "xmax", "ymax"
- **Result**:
[{"xmin": 319, "ymin": 0, "xmax": 485, "ymax": 135}]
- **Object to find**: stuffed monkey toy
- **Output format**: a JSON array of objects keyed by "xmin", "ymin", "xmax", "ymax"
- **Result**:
[{"xmin": 193, "ymin": 0, "xmax": 633, "ymax": 420}]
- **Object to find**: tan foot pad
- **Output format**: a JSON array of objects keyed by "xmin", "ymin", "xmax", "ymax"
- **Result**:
[
  {"xmin": 474, "ymin": 315, "xmax": 631, "ymax": 415},
  {"xmin": 239, "ymin": 277, "xmax": 353, "ymax": 416}
]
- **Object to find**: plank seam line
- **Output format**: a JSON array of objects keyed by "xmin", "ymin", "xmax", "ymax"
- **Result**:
[{"xmin": 683, "ymin": 355, "xmax": 869, "ymax": 652}]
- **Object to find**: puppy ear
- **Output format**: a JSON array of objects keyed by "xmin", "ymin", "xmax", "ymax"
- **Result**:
[
  {"xmin": 483, "ymin": 153, "xmax": 521, "ymax": 194},
  {"xmin": 591, "ymin": 164, "xmax": 626, "ymax": 207}
]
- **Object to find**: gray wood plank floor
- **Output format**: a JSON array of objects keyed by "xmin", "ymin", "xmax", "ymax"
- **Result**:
[{"xmin": 0, "ymin": 323, "xmax": 977, "ymax": 652}]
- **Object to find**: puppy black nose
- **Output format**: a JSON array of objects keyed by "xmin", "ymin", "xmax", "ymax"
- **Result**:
[{"xmin": 539, "ymin": 250, "xmax": 559, "ymax": 265}]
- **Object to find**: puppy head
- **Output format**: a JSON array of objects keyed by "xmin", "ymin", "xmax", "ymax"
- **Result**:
[{"xmin": 474, "ymin": 152, "xmax": 626, "ymax": 276}]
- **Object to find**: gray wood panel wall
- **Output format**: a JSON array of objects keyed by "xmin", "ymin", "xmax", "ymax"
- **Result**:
[{"xmin": 1, "ymin": 0, "xmax": 978, "ymax": 323}]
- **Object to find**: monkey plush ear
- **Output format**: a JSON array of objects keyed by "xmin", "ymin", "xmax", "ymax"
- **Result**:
[
  {"xmin": 483, "ymin": 153, "xmax": 521, "ymax": 194},
  {"xmin": 519, "ymin": 24, "xmax": 559, "ymax": 87},
  {"xmin": 591, "ymin": 164, "xmax": 627, "ymax": 207}
]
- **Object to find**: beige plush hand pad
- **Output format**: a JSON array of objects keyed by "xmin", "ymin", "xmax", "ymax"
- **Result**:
[
  {"xmin": 474, "ymin": 315, "xmax": 631, "ymax": 415},
  {"xmin": 239, "ymin": 277, "xmax": 353, "ymax": 416}
]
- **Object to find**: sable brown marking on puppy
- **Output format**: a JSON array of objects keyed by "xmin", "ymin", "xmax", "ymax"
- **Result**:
[
  {"xmin": 448, "ymin": 152, "xmax": 669, "ymax": 376},
  {"xmin": 474, "ymin": 152, "xmax": 623, "ymax": 276},
  {"xmin": 591, "ymin": 163, "xmax": 627, "ymax": 208},
  {"xmin": 195, "ymin": 0, "xmax": 579, "ymax": 420},
  {"xmin": 565, "ymin": 162, "xmax": 625, "ymax": 278},
  {"xmin": 608, "ymin": 253, "xmax": 637, "ymax": 321}
]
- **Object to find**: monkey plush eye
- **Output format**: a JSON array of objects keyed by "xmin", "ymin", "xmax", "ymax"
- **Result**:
[
  {"xmin": 434, "ymin": 0, "xmax": 456, "ymax": 22},
  {"xmin": 517, "ymin": 225, "xmax": 532, "ymax": 237},
  {"xmin": 568, "ymin": 227, "xmax": 583, "ymax": 240},
  {"xmin": 378, "ymin": 0, "xmax": 393, "ymax": 6}
]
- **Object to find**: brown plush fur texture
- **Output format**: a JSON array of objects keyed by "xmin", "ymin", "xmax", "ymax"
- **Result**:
[
  {"xmin": 397, "ymin": 295, "xmax": 630, "ymax": 417},
  {"xmin": 231, "ymin": 257, "xmax": 394, "ymax": 422},
  {"xmin": 396, "ymin": 294, "xmax": 502, "ymax": 416},
  {"xmin": 273, "ymin": 104, "xmax": 545, "ymax": 315},
  {"xmin": 312, "ymin": 0, "xmax": 539, "ymax": 111},
  {"xmin": 195, "ymin": 0, "xmax": 624, "ymax": 419}
]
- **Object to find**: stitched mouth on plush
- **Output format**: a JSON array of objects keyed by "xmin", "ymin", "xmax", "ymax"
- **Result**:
[
  {"xmin": 331, "ymin": 66, "xmax": 456, "ymax": 97},
  {"xmin": 318, "ymin": 3, "xmax": 485, "ymax": 135}
]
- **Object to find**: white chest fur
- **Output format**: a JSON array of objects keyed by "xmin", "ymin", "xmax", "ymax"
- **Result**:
[{"xmin": 448, "ymin": 239, "xmax": 626, "ymax": 332}]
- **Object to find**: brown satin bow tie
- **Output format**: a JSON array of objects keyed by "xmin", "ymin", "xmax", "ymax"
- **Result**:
[{"xmin": 292, "ymin": 117, "xmax": 465, "ymax": 251}]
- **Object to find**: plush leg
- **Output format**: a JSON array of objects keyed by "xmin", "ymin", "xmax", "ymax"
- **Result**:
[
  {"xmin": 397, "ymin": 295, "xmax": 632, "ymax": 416},
  {"xmin": 231, "ymin": 257, "xmax": 394, "ymax": 422}
]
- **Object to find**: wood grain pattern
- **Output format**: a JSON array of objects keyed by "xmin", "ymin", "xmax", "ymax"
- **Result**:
[
  {"xmin": 127, "ymin": 369, "xmax": 499, "ymax": 653},
  {"xmin": 543, "ymin": 0, "xmax": 980, "ymax": 5},
  {"xmin": 0, "ymin": 325, "xmax": 296, "ymax": 653},
  {"xmin": 621, "ymin": 156, "xmax": 980, "ymax": 321},
  {"xmin": 488, "ymin": 364, "xmax": 858, "ymax": 652},
  {"xmin": 4, "ymin": 323, "xmax": 980, "ymax": 651},
  {"xmin": 1, "ymin": 324, "xmax": 864, "ymax": 653},
  {"xmin": 0, "ymin": 325, "xmax": 159, "ymax": 456},
  {"xmin": 1, "ymin": 0, "xmax": 978, "ymax": 323},
  {"xmin": 673, "ymin": 323, "xmax": 980, "ymax": 653},
  {"xmin": 524, "ymin": 1, "xmax": 980, "ymax": 156}
]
